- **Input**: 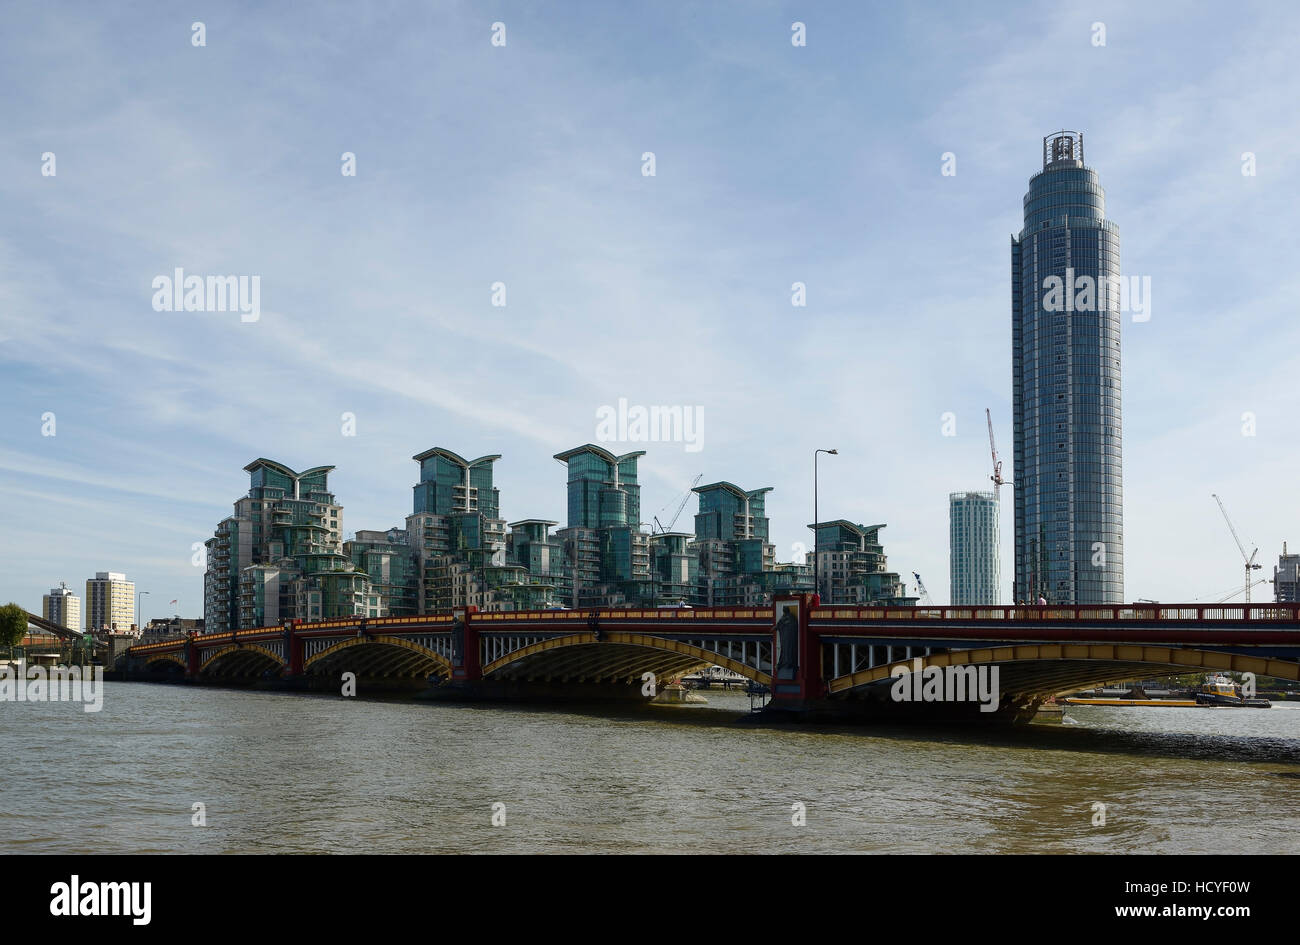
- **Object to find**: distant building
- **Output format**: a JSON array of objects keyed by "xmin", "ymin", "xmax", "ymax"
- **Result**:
[
  {"xmin": 1275, "ymin": 543, "xmax": 1300, "ymax": 603},
  {"xmin": 140, "ymin": 617, "xmax": 203, "ymax": 643},
  {"xmin": 85, "ymin": 571, "xmax": 134, "ymax": 631},
  {"xmin": 811, "ymin": 521, "xmax": 915, "ymax": 606},
  {"xmin": 949, "ymin": 491, "xmax": 1001, "ymax": 605},
  {"xmin": 42, "ymin": 582, "xmax": 81, "ymax": 631},
  {"xmin": 204, "ymin": 459, "xmax": 364, "ymax": 632}
]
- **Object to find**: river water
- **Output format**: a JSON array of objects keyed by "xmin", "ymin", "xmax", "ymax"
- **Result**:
[{"xmin": 6, "ymin": 683, "xmax": 1299, "ymax": 854}]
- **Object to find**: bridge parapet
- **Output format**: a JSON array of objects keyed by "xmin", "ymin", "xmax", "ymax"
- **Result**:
[{"xmin": 810, "ymin": 604, "xmax": 1300, "ymax": 625}]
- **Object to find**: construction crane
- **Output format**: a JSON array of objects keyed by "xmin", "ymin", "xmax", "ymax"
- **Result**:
[
  {"xmin": 986, "ymin": 408, "xmax": 1011, "ymax": 501},
  {"xmin": 912, "ymin": 572, "xmax": 934, "ymax": 605},
  {"xmin": 652, "ymin": 473, "xmax": 703, "ymax": 534},
  {"xmin": 1217, "ymin": 578, "xmax": 1270, "ymax": 604},
  {"xmin": 1191, "ymin": 576, "xmax": 1271, "ymax": 603},
  {"xmin": 1212, "ymin": 493, "xmax": 1263, "ymax": 603}
]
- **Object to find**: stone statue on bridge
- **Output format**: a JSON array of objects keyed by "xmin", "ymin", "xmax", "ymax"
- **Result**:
[
  {"xmin": 451, "ymin": 616, "xmax": 464, "ymax": 668},
  {"xmin": 774, "ymin": 603, "xmax": 799, "ymax": 680}
]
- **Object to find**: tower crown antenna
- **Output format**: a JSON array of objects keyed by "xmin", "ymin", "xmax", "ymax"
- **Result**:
[{"xmin": 1043, "ymin": 130, "xmax": 1084, "ymax": 168}]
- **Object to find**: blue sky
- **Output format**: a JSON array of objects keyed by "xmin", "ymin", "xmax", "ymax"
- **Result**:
[{"xmin": 2, "ymin": 0, "xmax": 1298, "ymax": 621}]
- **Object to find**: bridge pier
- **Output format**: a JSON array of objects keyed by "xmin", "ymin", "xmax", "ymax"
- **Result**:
[
  {"xmin": 286, "ymin": 623, "xmax": 304, "ymax": 676},
  {"xmin": 449, "ymin": 609, "xmax": 481, "ymax": 684},
  {"xmin": 764, "ymin": 593, "xmax": 822, "ymax": 711}
]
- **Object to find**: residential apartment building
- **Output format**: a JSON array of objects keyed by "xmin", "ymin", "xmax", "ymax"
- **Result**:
[
  {"xmin": 85, "ymin": 571, "xmax": 134, "ymax": 631},
  {"xmin": 42, "ymin": 582, "xmax": 82, "ymax": 631},
  {"xmin": 204, "ymin": 459, "xmax": 365, "ymax": 632},
  {"xmin": 811, "ymin": 521, "xmax": 915, "ymax": 606},
  {"xmin": 950, "ymin": 491, "xmax": 1001, "ymax": 605}
]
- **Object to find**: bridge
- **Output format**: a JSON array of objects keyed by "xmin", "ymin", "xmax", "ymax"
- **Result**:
[
  {"xmin": 20, "ymin": 609, "xmax": 102, "ymax": 645},
  {"xmin": 6, "ymin": 610, "xmax": 106, "ymax": 663},
  {"xmin": 119, "ymin": 597, "xmax": 1300, "ymax": 721}
]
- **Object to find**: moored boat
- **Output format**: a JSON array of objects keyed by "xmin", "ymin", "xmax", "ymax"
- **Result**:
[{"xmin": 1192, "ymin": 675, "xmax": 1271, "ymax": 708}]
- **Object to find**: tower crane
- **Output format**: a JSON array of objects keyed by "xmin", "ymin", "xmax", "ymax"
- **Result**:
[
  {"xmin": 986, "ymin": 408, "xmax": 1011, "ymax": 501},
  {"xmin": 653, "ymin": 473, "xmax": 703, "ymax": 534},
  {"xmin": 1211, "ymin": 494, "xmax": 1263, "ymax": 603},
  {"xmin": 912, "ymin": 572, "xmax": 934, "ymax": 605},
  {"xmin": 1216, "ymin": 578, "xmax": 1270, "ymax": 604}
]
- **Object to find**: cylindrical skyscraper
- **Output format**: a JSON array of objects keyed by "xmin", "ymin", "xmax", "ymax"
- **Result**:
[
  {"xmin": 949, "ymin": 491, "xmax": 1001, "ymax": 605},
  {"xmin": 1011, "ymin": 131, "xmax": 1123, "ymax": 604}
]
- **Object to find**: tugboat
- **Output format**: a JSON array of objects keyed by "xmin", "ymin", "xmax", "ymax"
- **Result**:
[{"xmin": 1194, "ymin": 674, "xmax": 1272, "ymax": 708}]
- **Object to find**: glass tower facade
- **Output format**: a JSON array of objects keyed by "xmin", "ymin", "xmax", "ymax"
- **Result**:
[
  {"xmin": 552, "ymin": 444, "xmax": 651, "ymax": 607},
  {"xmin": 1012, "ymin": 131, "xmax": 1123, "ymax": 604},
  {"xmin": 949, "ymin": 491, "xmax": 1000, "ymax": 605},
  {"xmin": 691, "ymin": 481, "xmax": 776, "ymax": 606}
]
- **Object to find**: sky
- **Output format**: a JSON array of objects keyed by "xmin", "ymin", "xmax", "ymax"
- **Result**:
[{"xmin": 2, "ymin": 0, "xmax": 1298, "ymax": 623}]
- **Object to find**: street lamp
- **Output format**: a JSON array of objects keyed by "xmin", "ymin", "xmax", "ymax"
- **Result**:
[
  {"xmin": 136, "ymin": 591, "xmax": 150, "ymax": 631},
  {"xmin": 812, "ymin": 449, "xmax": 838, "ymax": 602}
]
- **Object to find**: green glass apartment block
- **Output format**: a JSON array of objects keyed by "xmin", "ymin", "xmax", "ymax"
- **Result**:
[
  {"xmin": 554, "ymin": 445, "xmax": 643, "ymax": 530},
  {"xmin": 313, "ymin": 570, "xmax": 371, "ymax": 621},
  {"xmin": 345, "ymin": 528, "xmax": 418, "ymax": 617},
  {"xmin": 755, "ymin": 563, "xmax": 815, "ymax": 596},
  {"xmin": 811, "ymin": 520, "xmax": 916, "ymax": 606},
  {"xmin": 601, "ymin": 525, "xmax": 650, "ymax": 583},
  {"xmin": 690, "ymin": 481, "xmax": 777, "ymax": 605},
  {"xmin": 736, "ymin": 539, "xmax": 768, "ymax": 574},
  {"xmin": 506, "ymin": 520, "xmax": 566, "ymax": 606},
  {"xmin": 554, "ymin": 526, "xmax": 602, "ymax": 608},
  {"xmin": 411, "ymin": 448, "xmax": 502, "ymax": 519},
  {"xmin": 204, "ymin": 516, "xmax": 244, "ymax": 633},
  {"xmin": 693, "ymin": 482, "xmax": 772, "ymax": 544},
  {"xmin": 649, "ymin": 533, "xmax": 698, "ymax": 604},
  {"xmin": 508, "ymin": 520, "xmax": 563, "ymax": 576},
  {"xmin": 553, "ymin": 445, "xmax": 653, "ymax": 608},
  {"xmin": 204, "ymin": 459, "xmax": 364, "ymax": 632},
  {"xmin": 405, "ymin": 447, "xmax": 509, "ymax": 612}
]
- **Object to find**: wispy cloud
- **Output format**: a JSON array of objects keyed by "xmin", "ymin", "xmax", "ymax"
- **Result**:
[{"xmin": 2, "ymin": 1, "xmax": 1298, "ymax": 616}]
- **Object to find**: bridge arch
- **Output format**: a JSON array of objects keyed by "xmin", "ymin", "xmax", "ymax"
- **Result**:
[
  {"xmin": 827, "ymin": 643, "xmax": 1300, "ymax": 698},
  {"xmin": 482, "ymin": 631, "xmax": 771, "ymax": 686},
  {"xmin": 304, "ymin": 635, "xmax": 454, "ymax": 680},
  {"xmin": 200, "ymin": 644, "xmax": 286, "ymax": 678},
  {"xmin": 141, "ymin": 652, "xmax": 188, "ymax": 673}
]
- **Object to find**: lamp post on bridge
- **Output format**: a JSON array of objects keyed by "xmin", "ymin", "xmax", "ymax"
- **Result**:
[
  {"xmin": 812, "ymin": 449, "xmax": 838, "ymax": 603},
  {"xmin": 136, "ymin": 590, "xmax": 150, "ymax": 632}
]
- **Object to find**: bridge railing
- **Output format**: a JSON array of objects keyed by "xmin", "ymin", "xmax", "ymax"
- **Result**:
[
  {"xmin": 126, "ymin": 607, "xmax": 781, "ymax": 655},
  {"xmin": 810, "ymin": 604, "xmax": 1300, "ymax": 623},
  {"xmin": 128, "ymin": 602, "xmax": 1300, "ymax": 656},
  {"xmin": 474, "ymin": 607, "xmax": 774, "ymax": 624}
]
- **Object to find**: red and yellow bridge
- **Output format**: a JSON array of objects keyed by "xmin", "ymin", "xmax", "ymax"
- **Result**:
[{"xmin": 121, "ymin": 597, "xmax": 1300, "ymax": 720}]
